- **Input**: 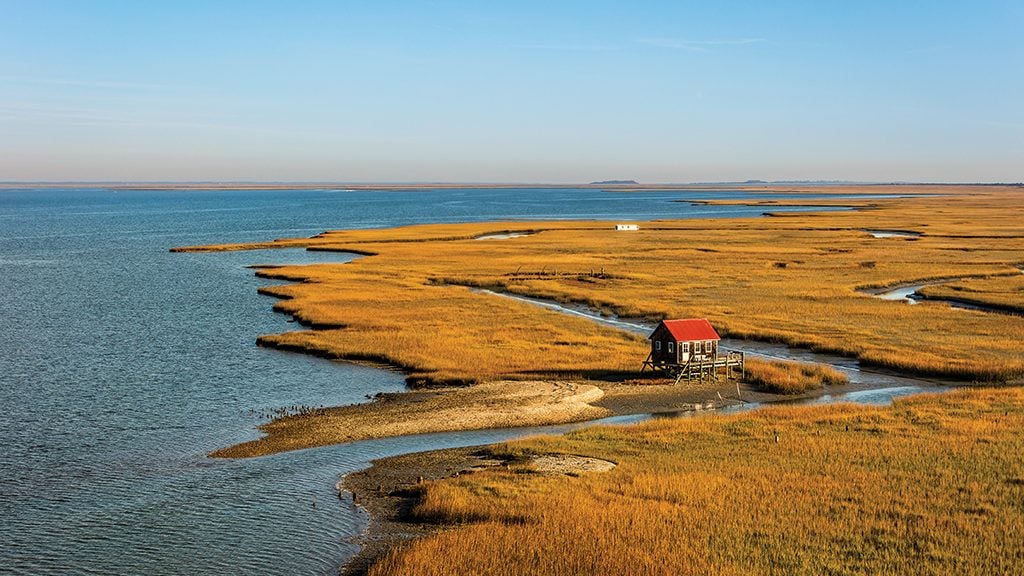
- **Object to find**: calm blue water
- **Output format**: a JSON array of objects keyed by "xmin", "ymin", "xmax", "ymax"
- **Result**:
[{"xmin": 0, "ymin": 187, "xmax": 894, "ymax": 575}]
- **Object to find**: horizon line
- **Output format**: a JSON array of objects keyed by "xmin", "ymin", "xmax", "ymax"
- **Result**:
[{"xmin": 2, "ymin": 180, "xmax": 1022, "ymax": 187}]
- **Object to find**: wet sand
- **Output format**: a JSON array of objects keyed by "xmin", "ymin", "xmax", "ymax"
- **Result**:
[
  {"xmin": 212, "ymin": 379, "xmax": 611, "ymax": 458},
  {"xmin": 211, "ymin": 377, "xmax": 769, "ymax": 458},
  {"xmin": 211, "ymin": 370, "xmax": 868, "ymax": 459}
]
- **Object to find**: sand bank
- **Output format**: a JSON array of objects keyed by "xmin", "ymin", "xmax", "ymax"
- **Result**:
[
  {"xmin": 210, "ymin": 371, "xmax": 879, "ymax": 459},
  {"xmin": 211, "ymin": 380, "xmax": 609, "ymax": 458}
]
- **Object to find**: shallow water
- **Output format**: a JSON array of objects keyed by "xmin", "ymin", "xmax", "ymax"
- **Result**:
[
  {"xmin": 863, "ymin": 229, "xmax": 922, "ymax": 238},
  {"xmin": 474, "ymin": 231, "xmax": 534, "ymax": 240},
  {"xmin": 652, "ymin": 385, "xmax": 938, "ymax": 419},
  {"xmin": 865, "ymin": 279, "xmax": 1023, "ymax": 316},
  {"xmin": 872, "ymin": 283, "xmax": 928, "ymax": 303},
  {"xmin": 0, "ymin": 187, "xmax": 934, "ymax": 575}
]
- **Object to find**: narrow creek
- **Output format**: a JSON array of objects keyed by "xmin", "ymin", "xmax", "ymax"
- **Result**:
[
  {"xmin": 862, "ymin": 229, "xmax": 922, "ymax": 239},
  {"xmin": 474, "ymin": 231, "xmax": 536, "ymax": 240},
  {"xmin": 862, "ymin": 274, "xmax": 1023, "ymax": 316},
  {"xmin": 863, "ymin": 279, "xmax": 949, "ymax": 304},
  {"xmin": 471, "ymin": 287, "xmax": 956, "ymax": 397},
  {"xmin": 858, "ymin": 230, "xmax": 1022, "ymax": 315}
]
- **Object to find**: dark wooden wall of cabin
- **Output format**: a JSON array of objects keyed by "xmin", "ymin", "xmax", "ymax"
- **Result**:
[{"xmin": 650, "ymin": 325, "xmax": 675, "ymax": 363}]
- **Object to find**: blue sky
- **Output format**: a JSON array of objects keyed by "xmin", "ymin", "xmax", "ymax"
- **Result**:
[{"xmin": 1, "ymin": 1, "xmax": 1021, "ymax": 182}]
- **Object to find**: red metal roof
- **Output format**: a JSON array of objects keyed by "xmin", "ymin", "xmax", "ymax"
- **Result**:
[{"xmin": 655, "ymin": 318, "xmax": 720, "ymax": 342}]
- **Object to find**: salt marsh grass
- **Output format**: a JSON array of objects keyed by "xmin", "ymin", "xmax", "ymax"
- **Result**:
[{"xmin": 370, "ymin": 387, "xmax": 1024, "ymax": 575}]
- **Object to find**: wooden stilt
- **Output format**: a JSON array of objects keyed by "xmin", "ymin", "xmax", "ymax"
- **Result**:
[{"xmin": 640, "ymin": 347, "xmax": 744, "ymax": 386}]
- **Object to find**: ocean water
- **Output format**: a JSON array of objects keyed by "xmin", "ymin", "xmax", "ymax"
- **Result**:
[{"xmin": 0, "ymin": 187, "xmax": 885, "ymax": 575}]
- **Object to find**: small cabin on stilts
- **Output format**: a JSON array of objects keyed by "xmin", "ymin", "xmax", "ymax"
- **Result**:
[{"xmin": 641, "ymin": 318, "xmax": 744, "ymax": 384}]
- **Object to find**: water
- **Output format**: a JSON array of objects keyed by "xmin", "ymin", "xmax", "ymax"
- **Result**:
[
  {"xmin": 474, "ymin": 288, "xmax": 952, "ymax": 392},
  {"xmin": 865, "ymin": 277, "xmax": 1024, "ymax": 316},
  {"xmin": 0, "ymin": 187, "xmax": 921, "ymax": 575},
  {"xmin": 473, "ymin": 231, "xmax": 534, "ymax": 240},
  {"xmin": 863, "ymin": 229, "xmax": 922, "ymax": 239},
  {"xmin": 873, "ymin": 283, "xmax": 928, "ymax": 303}
]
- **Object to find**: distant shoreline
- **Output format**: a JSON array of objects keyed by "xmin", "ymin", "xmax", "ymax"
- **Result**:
[{"xmin": 2, "ymin": 182, "xmax": 1018, "ymax": 191}]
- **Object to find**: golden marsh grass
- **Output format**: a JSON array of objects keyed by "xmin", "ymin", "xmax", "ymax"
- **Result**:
[
  {"xmin": 744, "ymin": 358, "xmax": 848, "ymax": 394},
  {"xmin": 369, "ymin": 387, "xmax": 1024, "ymax": 576}
]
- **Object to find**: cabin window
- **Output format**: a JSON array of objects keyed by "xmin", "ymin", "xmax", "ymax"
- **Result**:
[
  {"xmin": 667, "ymin": 342, "xmax": 674, "ymax": 354},
  {"xmin": 655, "ymin": 341, "xmax": 661, "ymax": 351},
  {"xmin": 682, "ymin": 342, "xmax": 689, "ymax": 354},
  {"xmin": 695, "ymin": 341, "xmax": 702, "ymax": 353},
  {"xmin": 707, "ymin": 341, "xmax": 713, "ymax": 354}
]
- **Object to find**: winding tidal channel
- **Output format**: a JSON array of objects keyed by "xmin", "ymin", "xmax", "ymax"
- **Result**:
[
  {"xmin": 862, "ymin": 273, "xmax": 1024, "ymax": 316},
  {"xmin": 472, "ymin": 288, "xmax": 953, "ymax": 399}
]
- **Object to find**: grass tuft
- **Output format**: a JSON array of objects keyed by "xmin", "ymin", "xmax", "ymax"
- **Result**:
[{"xmin": 745, "ymin": 359, "xmax": 848, "ymax": 394}]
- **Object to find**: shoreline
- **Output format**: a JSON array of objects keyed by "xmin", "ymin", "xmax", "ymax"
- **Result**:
[
  {"xmin": 338, "ymin": 444, "xmax": 620, "ymax": 576},
  {"xmin": 1, "ymin": 182, "xmax": 991, "ymax": 191},
  {"xmin": 339, "ymin": 446, "xmax": 492, "ymax": 576}
]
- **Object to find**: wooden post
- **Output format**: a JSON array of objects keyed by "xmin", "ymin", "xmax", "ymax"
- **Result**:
[{"xmin": 641, "ymin": 351, "xmax": 653, "ymax": 373}]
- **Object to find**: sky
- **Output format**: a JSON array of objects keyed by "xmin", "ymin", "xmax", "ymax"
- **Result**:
[{"xmin": 1, "ymin": 1, "xmax": 1022, "ymax": 183}]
